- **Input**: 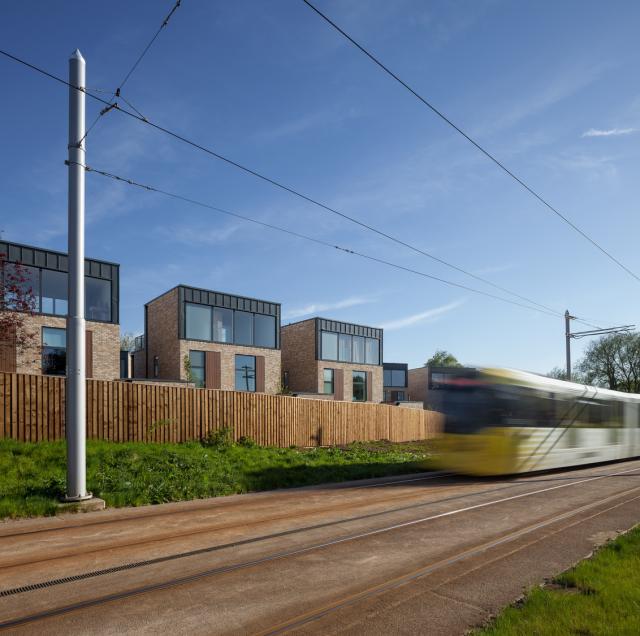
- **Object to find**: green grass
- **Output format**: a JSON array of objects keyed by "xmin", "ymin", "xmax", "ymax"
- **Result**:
[
  {"xmin": 0, "ymin": 437, "xmax": 435, "ymax": 520},
  {"xmin": 477, "ymin": 525, "xmax": 640, "ymax": 635}
]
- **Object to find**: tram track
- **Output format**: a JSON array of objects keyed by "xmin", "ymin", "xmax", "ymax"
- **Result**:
[
  {"xmin": 257, "ymin": 485, "xmax": 640, "ymax": 635},
  {"xmin": 1, "ymin": 462, "xmax": 638, "ymax": 631},
  {"xmin": 0, "ymin": 471, "xmax": 452, "ymax": 541},
  {"xmin": 1, "ymin": 461, "xmax": 633, "ymax": 573}
]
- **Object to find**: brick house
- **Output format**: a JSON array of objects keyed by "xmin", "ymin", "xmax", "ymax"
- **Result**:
[
  {"xmin": 281, "ymin": 317, "xmax": 383, "ymax": 402},
  {"xmin": 0, "ymin": 240, "xmax": 120, "ymax": 379},
  {"xmin": 407, "ymin": 366, "xmax": 429, "ymax": 407},
  {"xmin": 134, "ymin": 285, "xmax": 281, "ymax": 393},
  {"xmin": 383, "ymin": 362, "xmax": 409, "ymax": 402}
]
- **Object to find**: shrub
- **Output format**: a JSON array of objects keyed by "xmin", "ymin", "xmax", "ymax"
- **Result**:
[{"xmin": 202, "ymin": 426, "xmax": 234, "ymax": 449}]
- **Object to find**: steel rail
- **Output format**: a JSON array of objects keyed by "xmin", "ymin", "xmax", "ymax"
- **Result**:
[
  {"xmin": 1, "ymin": 464, "xmax": 638, "ymax": 630},
  {"xmin": 259, "ymin": 485, "xmax": 640, "ymax": 635},
  {"xmin": 1, "ymin": 477, "xmax": 522, "ymax": 576},
  {"xmin": 0, "ymin": 471, "xmax": 451, "ymax": 541}
]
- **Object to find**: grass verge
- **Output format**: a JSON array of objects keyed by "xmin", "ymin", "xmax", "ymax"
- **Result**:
[
  {"xmin": 0, "ymin": 437, "xmax": 435, "ymax": 520},
  {"xmin": 477, "ymin": 525, "xmax": 640, "ymax": 635}
]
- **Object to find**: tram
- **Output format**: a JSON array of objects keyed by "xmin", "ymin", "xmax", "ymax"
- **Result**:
[{"xmin": 432, "ymin": 367, "xmax": 640, "ymax": 476}]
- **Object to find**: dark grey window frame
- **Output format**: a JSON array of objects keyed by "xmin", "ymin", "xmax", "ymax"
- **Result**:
[
  {"xmin": 316, "ymin": 318, "xmax": 383, "ymax": 366},
  {"xmin": 0, "ymin": 240, "xmax": 119, "ymax": 324},
  {"xmin": 189, "ymin": 350, "xmax": 206, "ymax": 388},
  {"xmin": 178, "ymin": 285, "xmax": 280, "ymax": 350},
  {"xmin": 352, "ymin": 370, "xmax": 367, "ymax": 402},
  {"xmin": 42, "ymin": 326, "xmax": 66, "ymax": 376},
  {"xmin": 323, "ymin": 368, "xmax": 334, "ymax": 394},
  {"xmin": 235, "ymin": 354, "xmax": 256, "ymax": 392}
]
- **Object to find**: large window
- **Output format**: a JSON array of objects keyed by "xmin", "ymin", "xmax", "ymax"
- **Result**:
[
  {"xmin": 42, "ymin": 327, "xmax": 66, "ymax": 376},
  {"xmin": 189, "ymin": 350, "xmax": 205, "ymax": 388},
  {"xmin": 41, "ymin": 270, "xmax": 68, "ymax": 316},
  {"xmin": 352, "ymin": 336, "xmax": 365, "ymax": 364},
  {"xmin": 185, "ymin": 302, "xmax": 278, "ymax": 349},
  {"xmin": 384, "ymin": 369, "xmax": 407, "ymax": 387},
  {"xmin": 234, "ymin": 311, "xmax": 253, "ymax": 346},
  {"xmin": 254, "ymin": 314, "xmax": 276, "ymax": 348},
  {"xmin": 185, "ymin": 303, "xmax": 212, "ymax": 341},
  {"xmin": 365, "ymin": 338, "xmax": 379, "ymax": 365},
  {"xmin": 320, "ymin": 329, "xmax": 380, "ymax": 365},
  {"xmin": 338, "ymin": 334, "xmax": 351, "ymax": 362},
  {"xmin": 321, "ymin": 331, "xmax": 338, "ymax": 361},
  {"xmin": 235, "ymin": 355, "xmax": 256, "ymax": 392},
  {"xmin": 213, "ymin": 307, "xmax": 233, "ymax": 343},
  {"xmin": 85, "ymin": 277, "xmax": 111, "ymax": 321},
  {"xmin": 352, "ymin": 371, "xmax": 367, "ymax": 402},
  {"xmin": 323, "ymin": 368, "xmax": 334, "ymax": 394},
  {"xmin": 2, "ymin": 262, "xmax": 115, "ymax": 321}
]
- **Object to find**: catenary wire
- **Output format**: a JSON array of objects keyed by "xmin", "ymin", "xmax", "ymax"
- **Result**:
[
  {"xmin": 0, "ymin": 48, "xmax": 591, "ymax": 325},
  {"xmin": 80, "ymin": 0, "xmax": 181, "ymax": 143},
  {"xmin": 68, "ymin": 159, "xmax": 585, "ymax": 320},
  {"xmin": 0, "ymin": 49, "xmax": 605, "ymax": 329},
  {"xmin": 299, "ymin": 0, "xmax": 640, "ymax": 285}
]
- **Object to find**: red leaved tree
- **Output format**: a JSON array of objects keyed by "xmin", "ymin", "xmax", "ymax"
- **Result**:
[{"xmin": 0, "ymin": 252, "xmax": 38, "ymax": 364}]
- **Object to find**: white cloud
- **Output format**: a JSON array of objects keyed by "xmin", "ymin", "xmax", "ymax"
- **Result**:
[
  {"xmin": 378, "ymin": 300, "xmax": 464, "ymax": 331},
  {"xmin": 582, "ymin": 127, "xmax": 637, "ymax": 138},
  {"xmin": 284, "ymin": 296, "xmax": 373, "ymax": 320}
]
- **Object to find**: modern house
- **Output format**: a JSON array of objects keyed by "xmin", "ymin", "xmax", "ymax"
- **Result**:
[
  {"xmin": 281, "ymin": 317, "xmax": 383, "ymax": 402},
  {"xmin": 134, "ymin": 285, "xmax": 281, "ymax": 393},
  {"xmin": 0, "ymin": 240, "xmax": 120, "ymax": 379},
  {"xmin": 383, "ymin": 362, "xmax": 409, "ymax": 402},
  {"xmin": 408, "ymin": 365, "xmax": 471, "ymax": 409}
]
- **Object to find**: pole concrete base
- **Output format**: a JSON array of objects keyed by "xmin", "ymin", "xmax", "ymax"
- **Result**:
[{"xmin": 58, "ymin": 495, "xmax": 106, "ymax": 513}]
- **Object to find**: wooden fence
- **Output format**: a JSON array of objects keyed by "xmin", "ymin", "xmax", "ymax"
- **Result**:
[{"xmin": 0, "ymin": 373, "xmax": 442, "ymax": 447}]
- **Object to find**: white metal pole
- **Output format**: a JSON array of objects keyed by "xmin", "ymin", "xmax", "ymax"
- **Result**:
[{"xmin": 65, "ymin": 49, "xmax": 90, "ymax": 501}]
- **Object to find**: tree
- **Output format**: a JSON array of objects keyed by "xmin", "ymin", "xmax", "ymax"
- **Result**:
[
  {"xmin": 120, "ymin": 332, "xmax": 137, "ymax": 352},
  {"xmin": 425, "ymin": 350, "xmax": 462, "ymax": 368},
  {"xmin": 0, "ymin": 252, "xmax": 37, "ymax": 359},
  {"xmin": 546, "ymin": 366, "xmax": 585, "ymax": 384},
  {"xmin": 577, "ymin": 332, "xmax": 640, "ymax": 393}
]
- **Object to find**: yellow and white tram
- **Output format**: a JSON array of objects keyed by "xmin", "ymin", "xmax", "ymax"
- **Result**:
[{"xmin": 434, "ymin": 367, "xmax": 640, "ymax": 476}]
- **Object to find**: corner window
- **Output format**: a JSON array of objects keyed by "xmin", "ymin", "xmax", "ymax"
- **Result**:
[
  {"xmin": 321, "ymin": 331, "xmax": 338, "ymax": 361},
  {"xmin": 352, "ymin": 371, "xmax": 367, "ymax": 402},
  {"xmin": 185, "ymin": 303, "xmax": 212, "ymax": 341},
  {"xmin": 85, "ymin": 276, "xmax": 112, "ymax": 321},
  {"xmin": 323, "ymin": 369, "xmax": 334, "ymax": 394},
  {"xmin": 365, "ymin": 338, "xmax": 379, "ymax": 365},
  {"xmin": 254, "ymin": 314, "xmax": 276, "ymax": 348},
  {"xmin": 338, "ymin": 334, "xmax": 352, "ymax": 362},
  {"xmin": 189, "ymin": 350, "xmax": 205, "ymax": 388},
  {"xmin": 213, "ymin": 307, "xmax": 233, "ymax": 343},
  {"xmin": 234, "ymin": 311, "xmax": 253, "ymax": 346},
  {"xmin": 42, "ymin": 270, "xmax": 68, "ymax": 316},
  {"xmin": 42, "ymin": 327, "xmax": 66, "ymax": 376},
  {"xmin": 235, "ymin": 354, "xmax": 256, "ymax": 392}
]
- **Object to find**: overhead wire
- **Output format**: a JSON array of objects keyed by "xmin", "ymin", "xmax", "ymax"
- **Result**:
[
  {"xmin": 299, "ymin": 0, "xmax": 640, "ymax": 285},
  {"xmin": 80, "ymin": 0, "xmax": 181, "ymax": 144},
  {"xmin": 0, "ymin": 48, "xmax": 608, "ymax": 329},
  {"xmin": 0, "ymin": 48, "xmax": 586, "ymax": 324},
  {"xmin": 67, "ymin": 159, "xmax": 590, "ymax": 321}
]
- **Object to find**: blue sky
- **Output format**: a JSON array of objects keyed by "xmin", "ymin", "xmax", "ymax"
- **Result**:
[{"xmin": 2, "ymin": 0, "xmax": 639, "ymax": 373}]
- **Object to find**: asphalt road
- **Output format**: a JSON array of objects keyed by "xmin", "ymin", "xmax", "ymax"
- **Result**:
[{"xmin": 1, "ymin": 458, "xmax": 640, "ymax": 635}]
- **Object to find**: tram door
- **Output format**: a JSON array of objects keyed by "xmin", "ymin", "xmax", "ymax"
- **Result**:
[{"xmin": 623, "ymin": 401, "xmax": 639, "ymax": 456}]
